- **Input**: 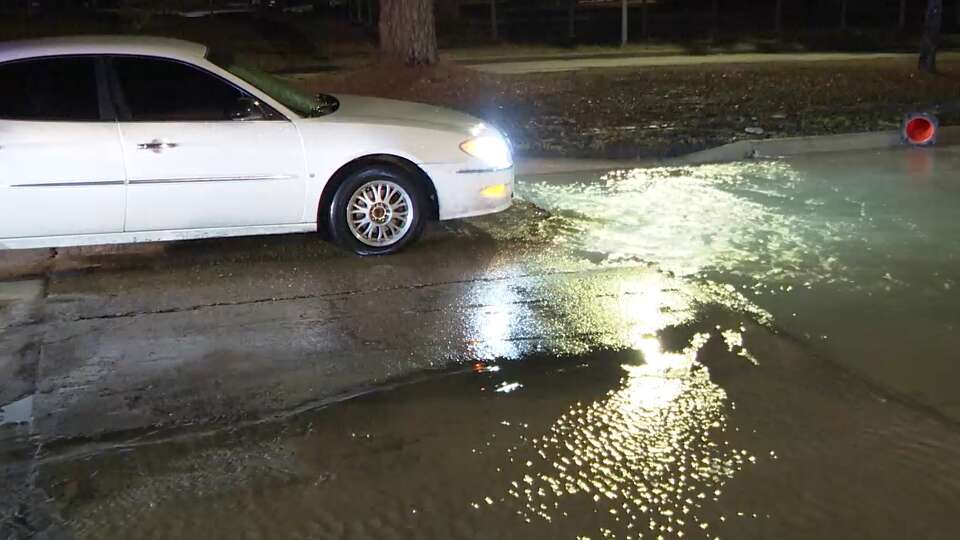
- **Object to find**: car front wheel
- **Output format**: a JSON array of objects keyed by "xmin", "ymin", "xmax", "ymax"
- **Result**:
[{"xmin": 327, "ymin": 165, "xmax": 427, "ymax": 255}]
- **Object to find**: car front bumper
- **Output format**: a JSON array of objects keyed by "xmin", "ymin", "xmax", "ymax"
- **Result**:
[{"xmin": 421, "ymin": 164, "xmax": 515, "ymax": 221}]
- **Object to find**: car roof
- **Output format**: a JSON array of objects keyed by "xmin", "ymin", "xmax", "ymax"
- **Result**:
[{"xmin": 0, "ymin": 35, "xmax": 208, "ymax": 64}]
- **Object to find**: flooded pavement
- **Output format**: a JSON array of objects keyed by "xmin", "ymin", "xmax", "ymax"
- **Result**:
[
  {"xmin": 522, "ymin": 148, "xmax": 960, "ymax": 421},
  {"xmin": 2, "ymin": 147, "xmax": 960, "ymax": 539}
]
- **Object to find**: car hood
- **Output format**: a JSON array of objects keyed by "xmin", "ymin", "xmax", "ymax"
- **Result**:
[{"xmin": 324, "ymin": 94, "xmax": 482, "ymax": 134}]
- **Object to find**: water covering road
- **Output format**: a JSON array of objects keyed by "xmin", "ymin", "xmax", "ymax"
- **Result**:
[{"xmin": 2, "ymin": 147, "xmax": 959, "ymax": 539}]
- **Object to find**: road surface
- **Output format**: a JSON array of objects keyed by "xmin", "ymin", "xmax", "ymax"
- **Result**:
[{"xmin": 2, "ymin": 147, "xmax": 959, "ymax": 538}]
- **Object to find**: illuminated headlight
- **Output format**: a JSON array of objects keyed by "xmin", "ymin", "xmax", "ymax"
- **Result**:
[{"xmin": 460, "ymin": 132, "xmax": 513, "ymax": 170}]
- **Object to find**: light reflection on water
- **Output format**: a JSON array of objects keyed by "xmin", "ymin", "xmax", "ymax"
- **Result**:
[
  {"xmin": 466, "ymin": 270, "xmax": 762, "ymax": 538},
  {"xmin": 499, "ymin": 334, "xmax": 752, "ymax": 538},
  {"xmin": 466, "ymin": 276, "xmax": 531, "ymax": 360},
  {"xmin": 520, "ymin": 163, "xmax": 808, "ymax": 280},
  {"xmin": 517, "ymin": 160, "xmax": 940, "ymax": 292}
]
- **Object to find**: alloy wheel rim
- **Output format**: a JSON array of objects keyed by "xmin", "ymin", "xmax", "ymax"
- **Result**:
[{"xmin": 346, "ymin": 180, "xmax": 413, "ymax": 247}]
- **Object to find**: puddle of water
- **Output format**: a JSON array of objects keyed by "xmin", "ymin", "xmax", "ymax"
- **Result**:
[
  {"xmin": 41, "ymin": 346, "xmax": 760, "ymax": 539},
  {"xmin": 519, "ymin": 151, "xmax": 960, "ymax": 294},
  {"xmin": 38, "ymin": 257, "xmax": 778, "ymax": 539},
  {"xmin": 39, "ymin": 321, "xmax": 960, "ymax": 540},
  {"xmin": 0, "ymin": 394, "xmax": 34, "ymax": 426},
  {"xmin": 519, "ymin": 148, "xmax": 960, "ymax": 419},
  {"xmin": 17, "ymin": 148, "xmax": 960, "ymax": 538}
]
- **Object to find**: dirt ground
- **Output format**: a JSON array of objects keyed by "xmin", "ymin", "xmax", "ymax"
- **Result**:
[{"xmin": 301, "ymin": 56, "xmax": 960, "ymax": 159}]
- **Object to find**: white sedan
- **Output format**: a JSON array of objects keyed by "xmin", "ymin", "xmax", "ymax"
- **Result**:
[{"xmin": 0, "ymin": 36, "xmax": 514, "ymax": 255}]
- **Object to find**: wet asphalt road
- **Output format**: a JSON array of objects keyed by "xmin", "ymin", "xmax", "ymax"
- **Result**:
[{"xmin": 2, "ymin": 147, "xmax": 960, "ymax": 539}]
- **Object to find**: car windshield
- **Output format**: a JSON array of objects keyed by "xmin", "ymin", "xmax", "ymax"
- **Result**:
[{"xmin": 207, "ymin": 51, "xmax": 331, "ymax": 118}]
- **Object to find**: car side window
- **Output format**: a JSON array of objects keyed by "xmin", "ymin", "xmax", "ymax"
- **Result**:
[
  {"xmin": 0, "ymin": 57, "xmax": 100, "ymax": 121},
  {"xmin": 111, "ymin": 56, "xmax": 245, "ymax": 122}
]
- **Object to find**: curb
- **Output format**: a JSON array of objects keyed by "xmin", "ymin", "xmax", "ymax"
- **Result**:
[
  {"xmin": 517, "ymin": 126, "xmax": 960, "ymax": 176},
  {"xmin": 675, "ymin": 125, "xmax": 960, "ymax": 165}
]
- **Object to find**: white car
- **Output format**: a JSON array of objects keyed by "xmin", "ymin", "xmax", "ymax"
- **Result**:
[{"xmin": 0, "ymin": 36, "xmax": 514, "ymax": 255}]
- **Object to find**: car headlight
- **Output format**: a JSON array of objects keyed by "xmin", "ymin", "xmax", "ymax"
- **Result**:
[{"xmin": 460, "ymin": 132, "xmax": 512, "ymax": 170}]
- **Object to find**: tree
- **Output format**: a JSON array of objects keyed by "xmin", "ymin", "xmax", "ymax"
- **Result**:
[
  {"xmin": 491, "ymin": 0, "xmax": 498, "ymax": 41},
  {"xmin": 919, "ymin": 0, "xmax": 943, "ymax": 73},
  {"xmin": 840, "ymin": 0, "xmax": 848, "ymax": 29},
  {"xmin": 379, "ymin": 0, "xmax": 438, "ymax": 65},
  {"xmin": 899, "ymin": 0, "xmax": 907, "ymax": 30}
]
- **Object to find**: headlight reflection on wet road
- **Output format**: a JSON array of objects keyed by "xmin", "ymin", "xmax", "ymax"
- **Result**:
[
  {"xmin": 470, "ymin": 270, "xmax": 761, "ymax": 538},
  {"xmin": 519, "ymin": 162, "xmax": 853, "ymax": 287},
  {"xmin": 494, "ymin": 333, "xmax": 755, "ymax": 537}
]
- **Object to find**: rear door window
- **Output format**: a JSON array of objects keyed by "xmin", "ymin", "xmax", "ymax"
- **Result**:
[{"xmin": 0, "ymin": 57, "xmax": 101, "ymax": 121}]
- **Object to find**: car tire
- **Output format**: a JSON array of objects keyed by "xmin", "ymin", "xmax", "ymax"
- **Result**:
[{"xmin": 327, "ymin": 164, "xmax": 428, "ymax": 256}]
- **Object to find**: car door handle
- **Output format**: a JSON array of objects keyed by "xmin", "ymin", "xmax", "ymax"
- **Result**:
[{"xmin": 137, "ymin": 140, "xmax": 179, "ymax": 153}]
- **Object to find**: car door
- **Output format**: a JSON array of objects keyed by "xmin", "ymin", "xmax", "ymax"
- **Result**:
[
  {"xmin": 0, "ymin": 56, "xmax": 126, "ymax": 241},
  {"xmin": 108, "ymin": 56, "xmax": 307, "ymax": 232}
]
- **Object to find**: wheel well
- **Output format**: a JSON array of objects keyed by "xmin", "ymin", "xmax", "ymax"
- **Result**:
[{"xmin": 316, "ymin": 154, "xmax": 439, "ymax": 237}]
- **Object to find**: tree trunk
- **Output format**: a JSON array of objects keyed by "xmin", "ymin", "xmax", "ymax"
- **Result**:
[
  {"xmin": 919, "ymin": 0, "xmax": 943, "ymax": 73},
  {"xmin": 568, "ymin": 0, "xmax": 575, "ymax": 43},
  {"xmin": 379, "ymin": 0, "xmax": 438, "ymax": 65},
  {"xmin": 840, "ymin": 0, "xmax": 847, "ymax": 29},
  {"xmin": 491, "ymin": 0, "xmax": 498, "ymax": 41},
  {"xmin": 900, "ymin": 0, "xmax": 907, "ymax": 29},
  {"xmin": 621, "ymin": 0, "xmax": 628, "ymax": 47}
]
